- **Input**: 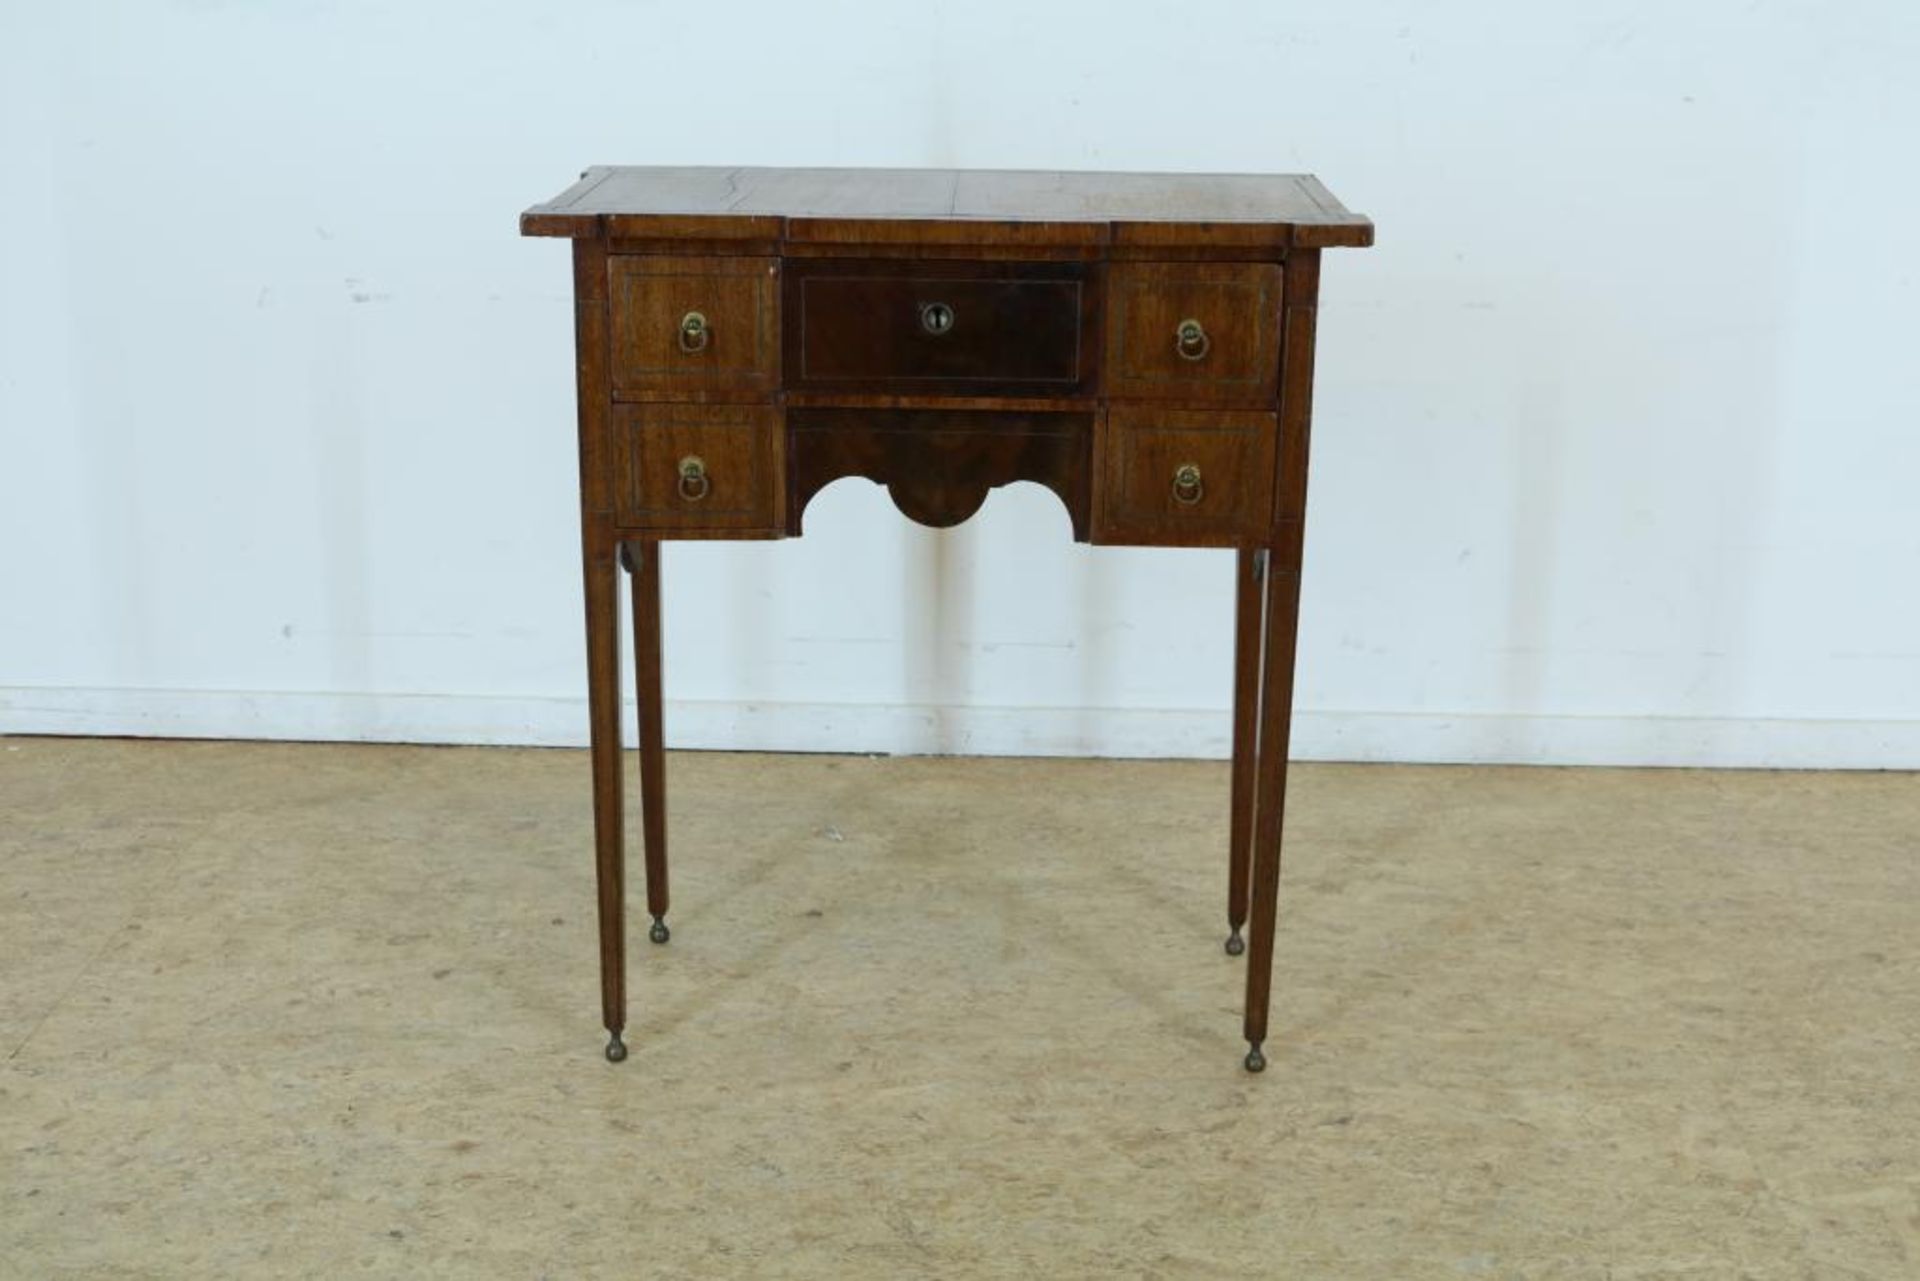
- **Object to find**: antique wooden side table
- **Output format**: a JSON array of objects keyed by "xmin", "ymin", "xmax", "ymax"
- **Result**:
[{"xmin": 522, "ymin": 167, "xmax": 1372, "ymax": 1072}]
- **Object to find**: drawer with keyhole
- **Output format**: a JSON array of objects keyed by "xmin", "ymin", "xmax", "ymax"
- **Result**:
[{"xmin": 783, "ymin": 258, "xmax": 1097, "ymax": 397}]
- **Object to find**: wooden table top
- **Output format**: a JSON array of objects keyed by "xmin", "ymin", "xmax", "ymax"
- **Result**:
[{"xmin": 522, "ymin": 166, "xmax": 1373, "ymax": 250}]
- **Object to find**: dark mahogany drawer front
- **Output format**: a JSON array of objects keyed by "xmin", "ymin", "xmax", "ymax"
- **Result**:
[
  {"xmin": 1094, "ymin": 408, "xmax": 1276, "ymax": 546},
  {"xmin": 614, "ymin": 404, "xmax": 782, "ymax": 532},
  {"xmin": 785, "ymin": 261, "xmax": 1094, "ymax": 396},
  {"xmin": 609, "ymin": 256, "xmax": 779, "ymax": 397},
  {"xmin": 1106, "ymin": 263, "xmax": 1282, "ymax": 403}
]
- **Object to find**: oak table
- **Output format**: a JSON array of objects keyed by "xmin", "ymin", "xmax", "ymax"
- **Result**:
[{"xmin": 522, "ymin": 166, "xmax": 1372, "ymax": 1071}]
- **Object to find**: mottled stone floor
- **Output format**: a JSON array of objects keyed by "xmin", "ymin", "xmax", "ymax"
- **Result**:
[{"xmin": 3, "ymin": 739, "xmax": 1917, "ymax": 1277}]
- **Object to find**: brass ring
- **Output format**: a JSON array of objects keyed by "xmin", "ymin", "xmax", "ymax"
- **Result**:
[
  {"xmin": 1175, "ymin": 318, "xmax": 1210, "ymax": 362},
  {"xmin": 1172, "ymin": 463, "xmax": 1204, "ymax": 506},
  {"xmin": 677, "ymin": 456, "xmax": 710, "ymax": 502},
  {"xmin": 678, "ymin": 310, "xmax": 710, "ymax": 354}
]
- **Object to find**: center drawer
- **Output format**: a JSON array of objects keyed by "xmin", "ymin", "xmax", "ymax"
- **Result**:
[{"xmin": 783, "ymin": 259, "xmax": 1096, "ymax": 396}]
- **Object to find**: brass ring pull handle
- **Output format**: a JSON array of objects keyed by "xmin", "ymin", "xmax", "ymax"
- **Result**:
[
  {"xmin": 677, "ymin": 455, "xmax": 710, "ymax": 502},
  {"xmin": 1171, "ymin": 463, "xmax": 1205, "ymax": 506},
  {"xmin": 1174, "ymin": 317, "xmax": 1210, "ymax": 361},
  {"xmin": 677, "ymin": 310, "xmax": 710, "ymax": 354},
  {"xmin": 919, "ymin": 301, "xmax": 956, "ymax": 336}
]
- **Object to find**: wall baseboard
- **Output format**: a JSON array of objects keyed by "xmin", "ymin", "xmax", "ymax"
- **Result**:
[{"xmin": 2, "ymin": 685, "xmax": 1915, "ymax": 769}]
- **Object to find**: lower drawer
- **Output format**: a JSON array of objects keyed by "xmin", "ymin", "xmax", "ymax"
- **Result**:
[
  {"xmin": 614, "ymin": 404, "xmax": 783, "ymax": 533},
  {"xmin": 1093, "ymin": 408, "xmax": 1276, "ymax": 545}
]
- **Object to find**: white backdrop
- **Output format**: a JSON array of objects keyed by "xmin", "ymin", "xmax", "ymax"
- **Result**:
[{"xmin": 3, "ymin": 1, "xmax": 1917, "ymax": 767}]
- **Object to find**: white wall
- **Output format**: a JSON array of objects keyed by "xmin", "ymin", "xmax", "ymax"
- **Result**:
[{"xmin": 3, "ymin": 1, "xmax": 1917, "ymax": 767}]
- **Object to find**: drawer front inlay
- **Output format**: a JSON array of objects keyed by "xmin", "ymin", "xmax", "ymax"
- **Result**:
[
  {"xmin": 609, "ymin": 256, "xmax": 779, "ymax": 397},
  {"xmin": 785, "ymin": 260, "xmax": 1094, "ymax": 397},
  {"xmin": 1094, "ymin": 408, "xmax": 1277, "ymax": 545},
  {"xmin": 1106, "ymin": 263, "xmax": 1282, "ymax": 403},
  {"xmin": 615, "ymin": 403, "xmax": 782, "ymax": 532}
]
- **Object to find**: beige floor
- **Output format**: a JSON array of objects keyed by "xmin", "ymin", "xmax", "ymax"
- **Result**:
[{"xmin": 2, "ymin": 739, "xmax": 1916, "ymax": 1278}]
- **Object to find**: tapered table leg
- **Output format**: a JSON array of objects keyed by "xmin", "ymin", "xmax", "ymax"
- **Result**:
[
  {"xmin": 1242, "ymin": 559, "xmax": 1304, "ymax": 1073},
  {"xmin": 583, "ymin": 536, "xmax": 628, "ymax": 1062},
  {"xmin": 1226, "ymin": 547, "xmax": 1267, "ymax": 957},
  {"xmin": 624, "ymin": 539, "xmax": 671, "ymax": 946}
]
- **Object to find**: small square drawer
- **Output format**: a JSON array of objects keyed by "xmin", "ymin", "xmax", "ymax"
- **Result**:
[
  {"xmin": 784, "ymin": 259, "xmax": 1094, "ymax": 396},
  {"xmin": 609, "ymin": 256, "xmax": 779, "ymax": 397},
  {"xmin": 1094, "ymin": 408, "xmax": 1276, "ymax": 545},
  {"xmin": 1105, "ymin": 263, "xmax": 1282, "ymax": 403},
  {"xmin": 614, "ymin": 404, "xmax": 783, "ymax": 533}
]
